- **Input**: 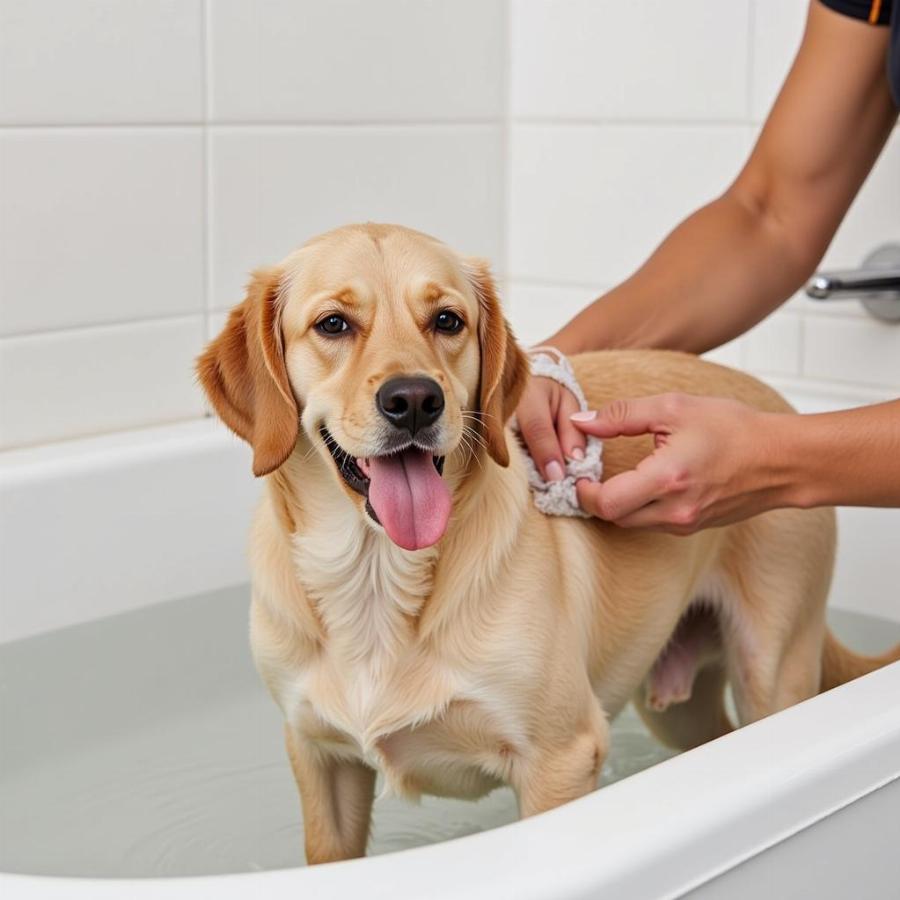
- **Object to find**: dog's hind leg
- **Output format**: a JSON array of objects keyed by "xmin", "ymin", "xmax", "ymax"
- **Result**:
[
  {"xmin": 726, "ymin": 608, "xmax": 825, "ymax": 725},
  {"xmin": 285, "ymin": 726, "xmax": 376, "ymax": 864},
  {"xmin": 721, "ymin": 509, "xmax": 835, "ymax": 726}
]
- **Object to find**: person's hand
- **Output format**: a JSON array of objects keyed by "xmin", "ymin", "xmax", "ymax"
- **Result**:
[
  {"xmin": 516, "ymin": 372, "xmax": 586, "ymax": 482},
  {"xmin": 570, "ymin": 393, "xmax": 790, "ymax": 534}
]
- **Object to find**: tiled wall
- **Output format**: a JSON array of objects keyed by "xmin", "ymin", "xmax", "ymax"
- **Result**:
[
  {"xmin": 0, "ymin": 0, "xmax": 505, "ymax": 449},
  {"xmin": 505, "ymin": 0, "xmax": 900, "ymax": 410},
  {"xmin": 1, "ymin": 0, "xmax": 898, "ymax": 453}
]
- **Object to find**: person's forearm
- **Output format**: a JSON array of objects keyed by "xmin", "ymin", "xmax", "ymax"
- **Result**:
[
  {"xmin": 545, "ymin": 2, "xmax": 897, "ymax": 359},
  {"xmin": 776, "ymin": 400, "xmax": 900, "ymax": 509},
  {"xmin": 546, "ymin": 188, "xmax": 815, "ymax": 357}
]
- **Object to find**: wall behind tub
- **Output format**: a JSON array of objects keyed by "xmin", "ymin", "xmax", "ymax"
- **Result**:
[
  {"xmin": 0, "ymin": 0, "xmax": 506, "ymax": 640},
  {"xmin": 0, "ymin": 0, "xmax": 506, "ymax": 449},
  {"xmin": 0, "ymin": 0, "xmax": 897, "ymax": 640},
  {"xmin": 504, "ymin": 0, "xmax": 900, "ymax": 621}
]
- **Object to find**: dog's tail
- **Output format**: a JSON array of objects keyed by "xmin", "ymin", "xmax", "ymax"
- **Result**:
[{"xmin": 820, "ymin": 630, "xmax": 900, "ymax": 693}]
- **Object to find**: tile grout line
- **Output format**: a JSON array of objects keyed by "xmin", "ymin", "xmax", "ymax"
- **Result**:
[
  {"xmin": 746, "ymin": 0, "xmax": 756, "ymax": 121},
  {"xmin": 0, "ymin": 312, "xmax": 206, "ymax": 343},
  {"xmin": 200, "ymin": 0, "xmax": 214, "ymax": 422},
  {"xmin": 499, "ymin": 0, "xmax": 512, "ymax": 289},
  {"xmin": 0, "ymin": 119, "xmax": 505, "ymax": 131},
  {"xmin": 202, "ymin": 0, "xmax": 213, "ymax": 338},
  {"xmin": 0, "ymin": 116, "xmax": 766, "ymax": 132},
  {"xmin": 511, "ymin": 116, "xmax": 754, "ymax": 128}
]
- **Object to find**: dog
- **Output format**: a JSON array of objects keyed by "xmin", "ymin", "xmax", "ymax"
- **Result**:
[{"xmin": 197, "ymin": 223, "xmax": 899, "ymax": 865}]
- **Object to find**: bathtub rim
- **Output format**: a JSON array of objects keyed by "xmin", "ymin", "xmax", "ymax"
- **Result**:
[{"xmin": 2, "ymin": 660, "xmax": 899, "ymax": 900}]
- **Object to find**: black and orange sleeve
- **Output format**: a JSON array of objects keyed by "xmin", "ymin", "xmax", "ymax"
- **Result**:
[{"xmin": 817, "ymin": 0, "xmax": 893, "ymax": 25}]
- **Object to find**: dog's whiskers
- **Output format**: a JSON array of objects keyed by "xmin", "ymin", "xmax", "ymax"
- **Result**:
[
  {"xmin": 301, "ymin": 442, "xmax": 320, "ymax": 462},
  {"xmin": 461, "ymin": 425, "xmax": 487, "ymax": 452},
  {"xmin": 458, "ymin": 426, "xmax": 486, "ymax": 471},
  {"xmin": 459, "ymin": 418, "xmax": 488, "ymax": 446},
  {"xmin": 463, "ymin": 410, "xmax": 502, "ymax": 423}
]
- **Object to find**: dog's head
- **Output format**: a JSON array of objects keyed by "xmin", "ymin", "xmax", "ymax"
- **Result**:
[{"xmin": 197, "ymin": 224, "xmax": 528, "ymax": 551}]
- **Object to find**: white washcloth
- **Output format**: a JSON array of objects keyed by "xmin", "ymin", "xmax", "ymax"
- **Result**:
[{"xmin": 512, "ymin": 347, "xmax": 603, "ymax": 518}]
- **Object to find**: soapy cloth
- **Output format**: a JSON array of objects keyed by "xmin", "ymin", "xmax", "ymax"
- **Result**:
[{"xmin": 512, "ymin": 346, "xmax": 603, "ymax": 518}]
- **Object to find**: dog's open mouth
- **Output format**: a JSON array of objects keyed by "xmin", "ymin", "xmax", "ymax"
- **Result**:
[{"xmin": 320, "ymin": 427, "xmax": 449, "ymax": 551}]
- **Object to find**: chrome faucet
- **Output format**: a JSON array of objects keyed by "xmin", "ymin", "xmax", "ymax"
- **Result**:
[{"xmin": 805, "ymin": 243, "xmax": 900, "ymax": 322}]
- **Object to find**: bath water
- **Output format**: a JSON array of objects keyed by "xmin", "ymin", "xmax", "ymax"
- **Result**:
[{"xmin": 1, "ymin": 586, "xmax": 896, "ymax": 877}]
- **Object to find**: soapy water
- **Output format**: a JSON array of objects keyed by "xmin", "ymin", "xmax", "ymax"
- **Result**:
[{"xmin": 1, "ymin": 587, "xmax": 895, "ymax": 878}]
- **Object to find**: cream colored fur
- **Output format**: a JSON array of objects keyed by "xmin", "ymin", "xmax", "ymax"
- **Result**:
[{"xmin": 197, "ymin": 224, "xmax": 897, "ymax": 867}]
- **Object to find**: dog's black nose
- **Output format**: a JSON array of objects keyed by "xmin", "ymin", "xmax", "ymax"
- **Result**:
[{"xmin": 376, "ymin": 377, "xmax": 444, "ymax": 435}]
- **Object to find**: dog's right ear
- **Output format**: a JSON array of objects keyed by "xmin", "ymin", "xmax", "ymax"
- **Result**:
[{"xmin": 196, "ymin": 267, "xmax": 299, "ymax": 477}]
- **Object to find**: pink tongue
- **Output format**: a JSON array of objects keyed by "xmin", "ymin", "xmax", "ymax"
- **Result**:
[{"xmin": 366, "ymin": 450, "xmax": 451, "ymax": 550}]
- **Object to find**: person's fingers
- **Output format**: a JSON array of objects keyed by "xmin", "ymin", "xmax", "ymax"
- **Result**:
[
  {"xmin": 575, "ymin": 456, "xmax": 671, "ymax": 521},
  {"xmin": 556, "ymin": 390, "xmax": 587, "ymax": 461},
  {"xmin": 517, "ymin": 385, "xmax": 566, "ymax": 481},
  {"xmin": 614, "ymin": 498, "xmax": 701, "ymax": 534},
  {"xmin": 571, "ymin": 393, "xmax": 688, "ymax": 439}
]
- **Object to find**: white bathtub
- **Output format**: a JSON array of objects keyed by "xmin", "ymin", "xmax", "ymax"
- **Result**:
[{"xmin": 2, "ymin": 420, "xmax": 899, "ymax": 899}]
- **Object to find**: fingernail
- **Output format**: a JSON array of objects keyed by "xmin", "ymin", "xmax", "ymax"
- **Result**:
[
  {"xmin": 545, "ymin": 460, "xmax": 564, "ymax": 482},
  {"xmin": 570, "ymin": 410, "xmax": 597, "ymax": 422},
  {"xmin": 571, "ymin": 447, "xmax": 585, "ymax": 461}
]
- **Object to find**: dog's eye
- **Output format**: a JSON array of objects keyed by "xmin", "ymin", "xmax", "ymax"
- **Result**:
[
  {"xmin": 434, "ymin": 311, "xmax": 464, "ymax": 334},
  {"xmin": 316, "ymin": 314, "xmax": 350, "ymax": 336}
]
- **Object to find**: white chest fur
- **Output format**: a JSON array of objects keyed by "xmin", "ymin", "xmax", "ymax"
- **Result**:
[{"xmin": 287, "ymin": 504, "xmax": 450, "ymax": 751}]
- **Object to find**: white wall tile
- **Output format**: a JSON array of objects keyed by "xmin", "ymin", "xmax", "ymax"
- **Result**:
[
  {"xmin": 703, "ymin": 336, "xmax": 747, "ymax": 369},
  {"xmin": 505, "ymin": 280, "xmax": 605, "ymax": 346},
  {"xmin": 780, "ymin": 380, "xmax": 897, "ymax": 414},
  {"xmin": 804, "ymin": 315, "xmax": 900, "ymax": 389},
  {"xmin": 820, "ymin": 130, "xmax": 900, "ymax": 271},
  {"xmin": 512, "ymin": 0, "xmax": 750, "ymax": 121},
  {"xmin": 209, "ymin": 126, "xmax": 504, "ymax": 309},
  {"xmin": 509, "ymin": 124, "xmax": 751, "ymax": 286},
  {"xmin": 0, "ymin": 317, "xmax": 205, "ymax": 448},
  {"xmin": 207, "ymin": 311, "xmax": 229, "ymax": 342},
  {"xmin": 787, "ymin": 289, "xmax": 871, "ymax": 320},
  {"xmin": 0, "ymin": 0, "xmax": 203, "ymax": 124},
  {"xmin": 209, "ymin": 0, "xmax": 504, "ymax": 122},
  {"xmin": 507, "ymin": 281, "xmax": 757, "ymax": 367},
  {"xmin": 745, "ymin": 310, "xmax": 802, "ymax": 376},
  {"xmin": 749, "ymin": 0, "xmax": 808, "ymax": 122},
  {"xmin": 830, "ymin": 507, "xmax": 900, "ymax": 621},
  {"xmin": 0, "ymin": 129, "xmax": 204, "ymax": 335}
]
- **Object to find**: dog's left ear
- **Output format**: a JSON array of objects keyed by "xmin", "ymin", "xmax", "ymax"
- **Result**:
[
  {"xmin": 196, "ymin": 267, "xmax": 299, "ymax": 477},
  {"xmin": 465, "ymin": 258, "xmax": 529, "ymax": 467}
]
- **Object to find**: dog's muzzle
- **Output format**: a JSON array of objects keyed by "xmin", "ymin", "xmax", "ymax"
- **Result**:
[{"xmin": 376, "ymin": 376, "xmax": 444, "ymax": 437}]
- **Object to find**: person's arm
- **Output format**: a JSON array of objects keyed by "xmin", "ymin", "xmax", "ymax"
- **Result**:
[
  {"xmin": 549, "ymin": 1, "xmax": 896, "ymax": 356},
  {"xmin": 569, "ymin": 397, "xmax": 900, "ymax": 533},
  {"xmin": 519, "ymin": 0, "xmax": 898, "ymax": 476}
]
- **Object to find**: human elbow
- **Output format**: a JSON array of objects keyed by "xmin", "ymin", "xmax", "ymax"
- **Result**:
[{"xmin": 726, "ymin": 181, "xmax": 829, "ymax": 292}]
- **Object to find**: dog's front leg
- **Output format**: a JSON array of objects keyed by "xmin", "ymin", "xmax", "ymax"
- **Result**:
[
  {"xmin": 284, "ymin": 726, "xmax": 376, "ymax": 864},
  {"xmin": 514, "ymin": 719, "xmax": 609, "ymax": 818}
]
